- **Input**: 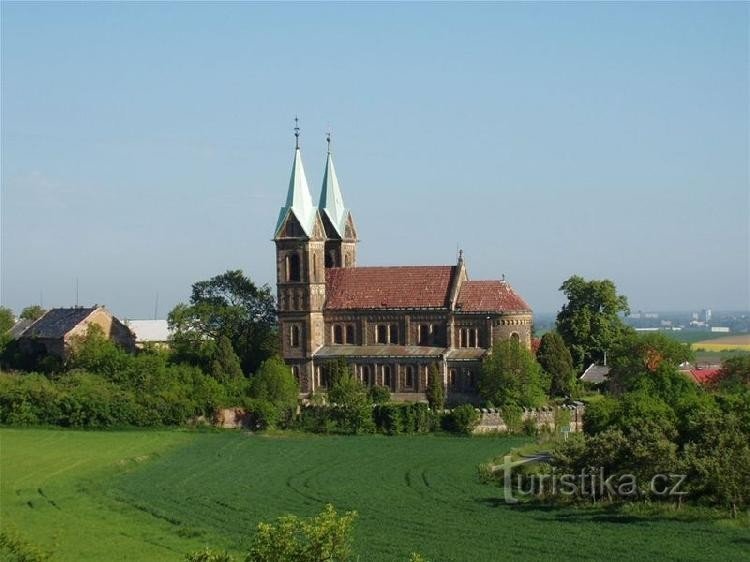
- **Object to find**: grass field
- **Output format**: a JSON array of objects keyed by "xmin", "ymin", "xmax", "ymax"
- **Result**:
[
  {"xmin": 691, "ymin": 334, "xmax": 750, "ymax": 352},
  {"xmin": 2, "ymin": 429, "xmax": 749, "ymax": 561}
]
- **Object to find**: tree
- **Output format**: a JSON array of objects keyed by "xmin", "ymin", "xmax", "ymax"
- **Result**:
[
  {"xmin": 0, "ymin": 306, "xmax": 15, "ymax": 356},
  {"xmin": 169, "ymin": 270, "xmax": 278, "ymax": 374},
  {"xmin": 19, "ymin": 305, "xmax": 46, "ymax": 322},
  {"xmin": 714, "ymin": 356, "xmax": 750, "ymax": 392},
  {"xmin": 320, "ymin": 358, "xmax": 351, "ymax": 390},
  {"xmin": 368, "ymin": 384, "xmax": 391, "ymax": 404},
  {"xmin": 536, "ymin": 331, "xmax": 576, "ymax": 397},
  {"xmin": 478, "ymin": 340, "xmax": 547, "ymax": 408},
  {"xmin": 210, "ymin": 336, "xmax": 244, "ymax": 383},
  {"xmin": 248, "ymin": 356, "xmax": 299, "ymax": 424},
  {"xmin": 449, "ymin": 404, "xmax": 479, "ymax": 435},
  {"xmin": 555, "ymin": 275, "xmax": 631, "ymax": 370},
  {"xmin": 328, "ymin": 366, "xmax": 373, "ymax": 434},
  {"xmin": 425, "ymin": 363, "xmax": 445, "ymax": 411},
  {"xmin": 247, "ymin": 504, "xmax": 357, "ymax": 562},
  {"xmin": 606, "ymin": 331, "xmax": 694, "ymax": 402}
]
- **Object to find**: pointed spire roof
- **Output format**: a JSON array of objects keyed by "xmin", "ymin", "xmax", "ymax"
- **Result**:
[
  {"xmin": 274, "ymin": 126, "xmax": 317, "ymax": 238},
  {"xmin": 318, "ymin": 138, "xmax": 349, "ymax": 238}
]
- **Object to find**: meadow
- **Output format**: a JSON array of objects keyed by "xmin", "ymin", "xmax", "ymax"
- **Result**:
[
  {"xmin": 2, "ymin": 429, "xmax": 749, "ymax": 561},
  {"xmin": 691, "ymin": 334, "xmax": 750, "ymax": 353}
]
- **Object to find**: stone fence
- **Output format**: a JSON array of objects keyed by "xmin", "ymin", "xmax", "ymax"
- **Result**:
[{"xmin": 472, "ymin": 404, "xmax": 585, "ymax": 434}]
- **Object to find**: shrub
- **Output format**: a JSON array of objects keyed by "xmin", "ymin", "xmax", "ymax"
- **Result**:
[
  {"xmin": 368, "ymin": 384, "xmax": 391, "ymax": 404},
  {"xmin": 245, "ymin": 398, "xmax": 280, "ymax": 430},
  {"xmin": 448, "ymin": 404, "xmax": 479, "ymax": 435},
  {"xmin": 249, "ymin": 357, "xmax": 299, "ymax": 426},
  {"xmin": 500, "ymin": 404, "xmax": 523, "ymax": 434},
  {"xmin": 373, "ymin": 403, "xmax": 435, "ymax": 435},
  {"xmin": 425, "ymin": 364, "xmax": 445, "ymax": 411},
  {"xmin": 247, "ymin": 504, "xmax": 357, "ymax": 562},
  {"xmin": 184, "ymin": 548, "xmax": 234, "ymax": 562}
]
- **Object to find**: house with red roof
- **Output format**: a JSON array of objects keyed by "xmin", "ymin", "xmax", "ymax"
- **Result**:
[{"xmin": 273, "ymin": 128, "xmax": 532, "ymax": 402}]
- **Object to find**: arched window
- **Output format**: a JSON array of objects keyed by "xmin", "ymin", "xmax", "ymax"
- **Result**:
[
  {"xmin": 405, "ymin": 366, "xmax": 415, "ymax": 388},
  {"xmin": 383, "ymin": 365, "xmax": 392, "ymax": 389},
  {"xmin": 345, "ymin": 325, "xmax": 355, "ymax": 344},
  {"xmin": 449, "ymin": 369, "xmax": 457, "ymax": 389},
  {"xmin": 333, "ymin": 325, "xmax": 344, "ymax": 344},
  {"xmin": 510, "ymin": 332, "xmax": 520, "ymax": 344},
  {"xmin": 291, "ymin": 365, "xmax": 300, "ymax": 381},
  {"xmin": 362, "ymin": 365, "xmax": 372, "ymax": 386},
  {"xmin": 290, "ymin": 324, "xmax": 300, "ymax": 347},
  {"xmin": 344, "ymin": 254, "xmax": 351, "ymax": 267},
  {"xmin": 287, "ymin": 253, "xmax": 301, "ymax": 282}
]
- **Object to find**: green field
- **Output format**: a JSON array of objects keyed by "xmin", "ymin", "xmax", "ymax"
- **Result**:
[{"xmin": 2, "ymin": 429, "xmax": 748, "ymax": 561}]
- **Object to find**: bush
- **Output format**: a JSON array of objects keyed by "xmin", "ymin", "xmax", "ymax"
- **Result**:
[
  {"xmin": 245, "ymin": 398, "xmax": 280, "ymax": 430},
  {"xmin": 368, "ymin": 384, "xmax": 391, "ymax": 404},
  {"xmin": 373, "ymin": 402, "xmax": 435, "ymax": 435},
  {"xmin": 500, "ymin": 404, "xmax": 523, "ymax": 434},
  {"xmin": 448, "ymin": 404, "xmax": 479, "ymax": 435},
  {"xmin": 184, "ymin": 548, "xmax": 234, "ymax": 562},
  {"xmin": 247, "ymin": 504, "xmax": 357, "ymax": 562}
]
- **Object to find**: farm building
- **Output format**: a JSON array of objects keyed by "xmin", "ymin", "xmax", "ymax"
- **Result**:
[
  {"xmin": 14, "ymin": 306, "xmax": 135, "ymax": 360},
  {"xmin": 124, "ymin": 319, "xmax": 171, "ymax": 348}
]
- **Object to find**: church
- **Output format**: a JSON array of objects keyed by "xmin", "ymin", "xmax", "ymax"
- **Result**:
[{"xmin": 274, "ymin": 128, "xmax": 533, "ymax": 403}]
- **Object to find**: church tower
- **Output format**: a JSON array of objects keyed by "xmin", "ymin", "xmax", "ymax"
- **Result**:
[
  {"xmin": 273, "ymin": 122, "xmax": 326, "ymax": 393},
  {"xmin": 318, "ymin": 133, "xmax": 358, "ymax": 269}
]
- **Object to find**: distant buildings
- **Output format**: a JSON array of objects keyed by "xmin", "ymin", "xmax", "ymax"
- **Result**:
[
  {"xmin": 124, "ymin": 319, "xmax": 171, "ymax": 348},
  {"xmin": 13, "ymin": 306, "xmax": 135, "ymax": 360}
]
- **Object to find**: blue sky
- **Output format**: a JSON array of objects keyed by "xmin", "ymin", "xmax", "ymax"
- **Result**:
[{"xmin": 1, "ymin": 2, "xmax": 748, "ymax": 318}]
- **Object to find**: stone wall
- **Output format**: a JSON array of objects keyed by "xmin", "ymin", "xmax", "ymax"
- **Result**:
[{"xmin": 473, "ymin": 405, "xmax": 585, "ymax": 434}]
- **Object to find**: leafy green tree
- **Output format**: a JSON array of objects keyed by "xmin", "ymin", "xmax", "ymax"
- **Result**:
[
  {"xmin": 682, "ymin": 407, "xmax": 750, "ymax": 517},
  {"xmin": 247, "ymin": 504, "xmax": 357, "ymax": 562},
  {"xmin": 555, "ymin": 275, "xmax": 631, "ymax": 370},
  {"xmin": 210, "ymin": 336, "xmax": 244, "ymax": 383},
  {"xmin": 67, "ymin": 324, "xmax": 133, "ymax": 382},
  {"xmin": 449, "ymin": 404, "xmax": 479, "ymax": 435},
  {"xmin": 479, "ymin": 340, "xmax": 547, "ymax": 408},
  {"xmin": 248, "ymin": 356, "xmax": 299, "ymax": 425},
  {"xmin": 607, "ymin": 331, "xmax": 694, "ymax": 402},
  {"xmin": 425, "ymin": 363, "xmax": 445, "ymax": 411},
  {"xmin": 536, "ymin": 331, "xmax": 576, "ymax": 397},
  {"xmin": 0, "ymin": 306, "xmax": 15, "ymax": 356},
  {"xmin": 368, "ymin": 384, "xmax": 391, "ymax": 404},
  {"xmin": 328, "ymin": 367, "xmax": 374, "ymax": 434},
  {"xmin": 320, "ymin": 358, "xmax": 351, "ymax": 389},
  {"xmin": 715, "ymin": 356, "xmax": 750, "ymax": 392},
  {"xmin": 169, "ymin": 270, "xmax": 278, "ymax": 375},
  {"xmin": 19, "ymin": 305, "xmax": 46, "ymax": 321}
]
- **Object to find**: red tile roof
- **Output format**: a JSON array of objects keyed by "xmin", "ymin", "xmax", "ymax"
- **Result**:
[
  {"xmin": 456, "ymin": 281, "xmax": 531, "ymax": 312},
  {"xmin": 688, "ymin": 368, "xmax": 722, "ymax": 385},
  {"xmin": 325, "ymin": 266, "xmax": 455, "ymax": 310}
]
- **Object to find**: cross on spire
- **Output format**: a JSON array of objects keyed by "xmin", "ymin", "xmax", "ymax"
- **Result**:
[
  {"xmin": 293, "ymin": 115, "xmax": 300, "ymax": 149},
  {"xmin": 326, "ymin": 129, "xmax": 332, "ymax": 154}
]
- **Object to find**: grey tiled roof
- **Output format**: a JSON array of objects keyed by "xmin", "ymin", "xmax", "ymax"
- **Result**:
[
  {"xmin": 580, "ymin": 364, "xmax": 611, "ymax": 383},
  {"xmin": 7, "ymin": 319, "xmax": 34, "ymax": 340},
  {"xmin": 22, "ymin": 307, "xmax": 97, "ymax": 339}
]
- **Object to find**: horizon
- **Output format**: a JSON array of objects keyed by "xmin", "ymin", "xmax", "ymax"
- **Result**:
[{"xmin": 2, "ymin": 2, "xmax": 748, "ymax": 319}]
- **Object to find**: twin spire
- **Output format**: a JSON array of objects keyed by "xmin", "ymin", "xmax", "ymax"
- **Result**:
[{"xmin": 274, "ymin": 122, "xmax": 349, "ymax": 239}]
